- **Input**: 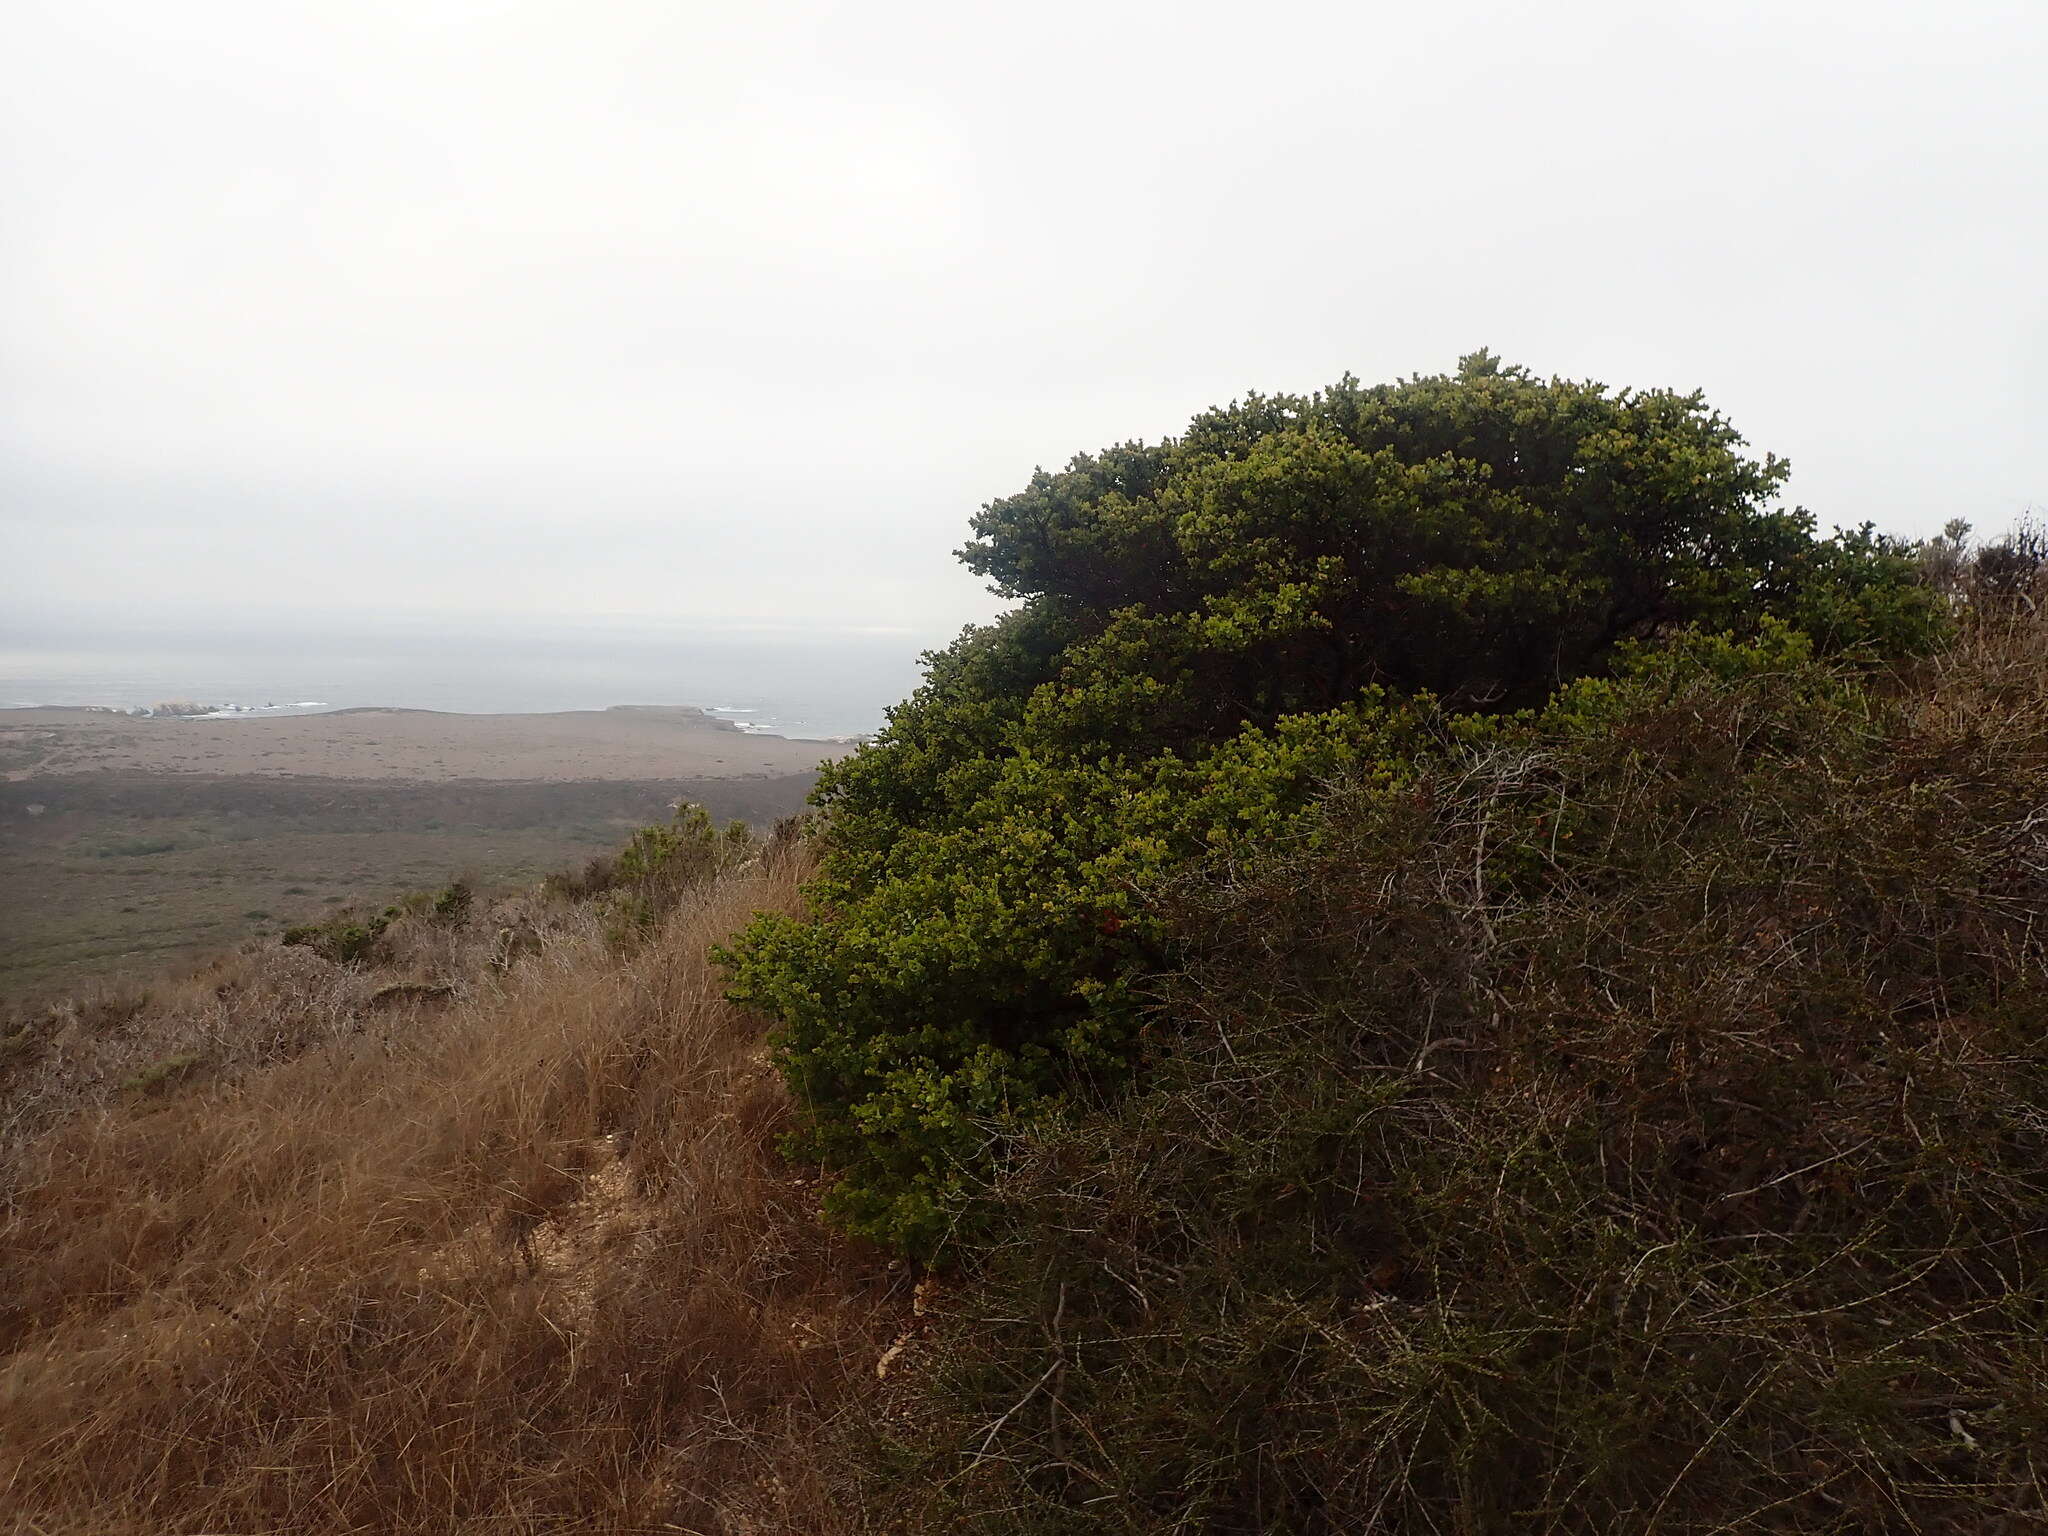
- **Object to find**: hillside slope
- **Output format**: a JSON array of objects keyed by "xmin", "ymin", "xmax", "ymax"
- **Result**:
[
  {"xmin": 5, "ymin": 353, "xmax": 2042, "ymax": 1531},
  {"xmin": 0, "ymin": 833, "xmax": 902, "ymax": 1534},
  {"xmin": 7, "ymin": 610, "xmax": 2041, "ymax": 1535}
]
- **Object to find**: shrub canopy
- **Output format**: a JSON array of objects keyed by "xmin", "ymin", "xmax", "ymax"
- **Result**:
[
  {"xmin": 861, "ymin": 625, "xmax": 2048, "ymax": 1531},
  {"xmin": 722, "ymin": 354, "xmax": 1939, "ymax": 1250}
]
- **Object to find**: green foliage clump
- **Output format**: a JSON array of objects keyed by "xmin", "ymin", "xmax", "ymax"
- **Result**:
[
  {"xmin": 428, "ymin": 879, "xmax": 473, "ymax": 922},
  {"xmin": 281, "ymin": 910, "xmax": 392, "ymax": 966},
  {"xmin": 722, "ymin": 356, "xmax": 1940, "ymax": 1252},
  {"xmin": 281, "ymin": 881, "xmax": 469, "ymax": 964},
  {"xmin": 593, "ymin": 802, "xmax": 754, "ymax": 944},
  {"xmin": 862, "ymin": 626, "xmax": 2048, "ymax": 1532}
]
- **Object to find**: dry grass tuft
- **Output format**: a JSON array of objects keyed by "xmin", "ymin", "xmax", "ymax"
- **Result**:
[{"xmin": 0, "ymin": 844, "xmax": 901, "ymax": 1534}]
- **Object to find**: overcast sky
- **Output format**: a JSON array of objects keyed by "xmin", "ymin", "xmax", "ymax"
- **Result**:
[{"xmin": 3, "ymin": 0, "xmax": 2042, "ymax": 644}]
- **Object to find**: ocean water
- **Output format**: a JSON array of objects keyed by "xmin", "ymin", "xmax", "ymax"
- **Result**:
[{"xmin": 0, "ymin": 620, "xmax": 951, "ymax": 741}]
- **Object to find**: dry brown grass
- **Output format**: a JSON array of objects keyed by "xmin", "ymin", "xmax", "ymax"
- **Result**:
[{"xmin": 0, "ymin": 845, "xmax": 902, "ymax": 1534}]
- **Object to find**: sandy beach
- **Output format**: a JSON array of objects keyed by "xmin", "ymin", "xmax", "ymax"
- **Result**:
[{"xmin": 0, "ymin": 705, "xmax": 844, "ymax": 783}]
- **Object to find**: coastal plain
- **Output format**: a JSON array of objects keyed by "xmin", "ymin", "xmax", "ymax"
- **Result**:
[
  {"xmin": 0, "ymin": 706, "xmax": 838, "ymax": 997},
  {"xmin": 0, "ymin": 704, "xmax": 835, "ymax": 782}
]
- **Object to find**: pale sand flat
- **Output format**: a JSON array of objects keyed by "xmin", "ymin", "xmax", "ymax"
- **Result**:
[{"xmin": 0, "ymin": 706, "xmax": 847, "ymax": 783}]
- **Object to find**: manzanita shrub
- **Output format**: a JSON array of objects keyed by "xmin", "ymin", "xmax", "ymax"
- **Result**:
[{"xmin": 719, "ymin": 354, "xmax": 1940, "ymax": 1252}]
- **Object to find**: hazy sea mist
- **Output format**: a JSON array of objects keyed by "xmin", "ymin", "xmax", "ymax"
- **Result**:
[{"xmin": 0, "ymin": 618, "xmax": 952, "ymax": 741}]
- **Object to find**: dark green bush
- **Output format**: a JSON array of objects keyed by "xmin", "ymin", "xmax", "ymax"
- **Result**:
[
  {"xmin": 722, "ymin": 356, "xmax": 1942, "ymax": 1252},
  {"xmin": 281, "ymin": 911, "xmax": 391, "ymax": 965},
  {"xmin": 861, "ymin": 625, "xmax": 2048, "ymax": 1532},
  {"xmin": 429, "ymin": 879, "xmax": 472, "ymax": 922}
]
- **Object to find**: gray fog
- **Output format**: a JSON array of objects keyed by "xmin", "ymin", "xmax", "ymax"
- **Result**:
[{"xmin": 4, "ymin": 0, "xmax": 2042, "ymax": 646}]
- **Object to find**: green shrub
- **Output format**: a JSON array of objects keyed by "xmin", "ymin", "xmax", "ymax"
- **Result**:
[
  {"xmin": 588, "ymin": 803, "xmax": 753, "ymax": 945},
  {"xmin": 279, "ymin": 877, "xmax": 475, "ymax": 964},
  {"xmin": 392, "ymin": 880, "xmax": 475, "ymax": 922},
  {"xmin": 861, "ymin": 628, "xmax": 2048, "ymax": 1531},
  {"xmin": 282, "ymin": 911, "xmax": 391, "ymax": 965},
  {"xmin": 721, "ymin": 358, "xmax": 1940, "ymax": 1253},
  {"xmin": 429, "ymin": 879, "xmax": 473, "ymax": 922}
]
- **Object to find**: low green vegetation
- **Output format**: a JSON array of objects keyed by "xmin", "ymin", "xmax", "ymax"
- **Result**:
[
  {"xmin": 280, "ymin": 912, "xmax": 391, "ymax": 965},
  {"xmin": 89, "ymin": 834, "xmax": 186, "ymax": 859},
  {"xmin": 0, "ymin": 774, "xmax": 816, "ymax": 999},
  {"xmin": 267, "ymin": 802, "xmax": 750, "ymax": 974},
  {"xmin": 578, "ymin": 802, "xmax": 756, "ymax": 944},
  {"xmin": 282, "ymin": 880, "xmax": 475, "ymax": 965}
]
